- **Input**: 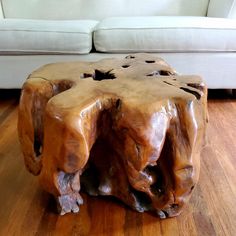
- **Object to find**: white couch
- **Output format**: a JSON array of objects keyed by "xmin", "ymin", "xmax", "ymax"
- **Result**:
[{"xmin": 0, "ymin": 0, "xmax": 236, "ymax": 89}]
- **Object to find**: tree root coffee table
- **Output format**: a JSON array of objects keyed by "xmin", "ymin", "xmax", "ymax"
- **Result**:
[{"xmin": 18, "ymin": 53, "xmax": 208, "ymax": 218}]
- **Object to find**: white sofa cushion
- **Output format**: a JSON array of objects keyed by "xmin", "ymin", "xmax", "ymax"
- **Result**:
[
  {"xmin": 207, "ymin": 0, "xmax": 236, "ymax": 18},
  {"xmin": 94, "ymin": 16, "xmax": 236, "ymax": 52},
  {"xmin": 1, "ymin": 0, "xmax": 209, "ymax": 20},
  {"xmin": 0, "ymin": 19, "xmax": 98, "ymax": 54}
]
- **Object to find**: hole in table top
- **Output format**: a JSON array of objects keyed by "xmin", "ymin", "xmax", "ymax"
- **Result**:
[
  {"xmin": 125, "ymin": 55, "xmax": 135, "ymax": 59},
  {"xmin": 81, "ymin": 73, "xmax": 93, "ymax": 79},
  {"xmin": 146, "ymin": 71, "xmax": 160, "ymax": 76},
  {"xmin": 122, "ymin": 65, "xmax": 130, "ymax": 68},
  {"xmin": 146, "ymin": 70, "xmax": 173, "ymax": 77},
  {"xmin": 81, "ymin": 70, "xmax": 116, "ymax": 81},
  {"xmin": 93, "ymin": 69, "xmax": 116, "ymax": 81},
  {"xmin": 145, "ymin": 60, "xmax": 155, "ymax": 63},
  {"xmin": 159, "ymin": 70, "xmax": 172, "ymax": 76}
]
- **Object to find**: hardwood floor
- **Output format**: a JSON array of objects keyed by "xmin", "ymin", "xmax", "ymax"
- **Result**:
[{"xmin": 0, "ymin": 89, "xmax": 235, "ymax": 236}]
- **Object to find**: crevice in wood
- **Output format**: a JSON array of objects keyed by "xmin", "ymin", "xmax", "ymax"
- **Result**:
[
  {"xmin": 129, "ymin": 188, "xmax": 153, "ymax": 212},
  {"xmin": 31, "ymin": 80, "xmax": 74, "ymax": 160},
  {"xmin": 115, "ymin": 99, "xmax": 122, "ymax": 110},
  {"xmin": 180, "ymin": 87, "xmax": 201, "ymax": 100},
  {"xmin": 163, "ymin": 81, "xmax": 173, "ymax": 86},
  {"xmin": 148, "ymin": 165, "xmax": 165, "ymax": 196},
  {"xmin": 33, "ymin": 134, "xmax": 42, "ymax": 157},
  {"xmin": 187, "ymin": 83, "xmax": 204, "ymax": 92}
]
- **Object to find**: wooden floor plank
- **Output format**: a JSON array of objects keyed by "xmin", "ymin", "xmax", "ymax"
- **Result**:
[{"xmin": 0, "ymin": 90, "xmax": 235, "ymax": 236}]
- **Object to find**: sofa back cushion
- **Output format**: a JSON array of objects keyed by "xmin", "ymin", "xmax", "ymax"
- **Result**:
[{"xmin": 1, "ymin": 0, "xmax": 209, "ymax": 20}]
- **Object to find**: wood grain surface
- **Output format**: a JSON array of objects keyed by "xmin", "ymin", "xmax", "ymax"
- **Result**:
[
  {"xmin": 0, "ymin": 89, "xmax": 236, "ymax": 236},
  {"xmin": 18, "ymin": 54, "xmax": 208, "ymax": 218}
]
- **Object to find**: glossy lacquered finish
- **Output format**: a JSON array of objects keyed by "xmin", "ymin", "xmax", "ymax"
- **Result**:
[
  {"xmin": 0, "ymin": 90, "xmax": 236, "ymax": 235},
  {"xmin": 18, "ymin": 54, "xmax": 207, "ymax": 218}
]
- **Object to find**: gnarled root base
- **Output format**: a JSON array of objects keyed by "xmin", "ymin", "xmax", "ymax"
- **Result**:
[{"xmin": 18, "ymin": 53, "xmax": 208, "ymax": 218}]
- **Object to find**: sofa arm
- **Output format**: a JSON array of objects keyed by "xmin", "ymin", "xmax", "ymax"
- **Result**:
[
  {"xmin": 0, "ymin": 0, "xmax": 4, "ymax": 18},
  {"xmin": 207, "ymin": 0, "xmax": 236, "ymax": 18}
]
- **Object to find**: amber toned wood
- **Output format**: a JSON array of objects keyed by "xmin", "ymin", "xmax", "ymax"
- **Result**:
[
  {"xmin": 0, "ymin": 90, "xmax": 236, "ymax": 235},
  {"xmin": 18, "ymin": 54, "xmax": 207, "ymax": 218}
]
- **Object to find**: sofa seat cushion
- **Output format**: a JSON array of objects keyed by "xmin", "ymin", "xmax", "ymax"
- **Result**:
[
  {"xmin": 0, "ymin": 19, "xmax": 98, "ymax": 54},
  {"xmin": 94, "ymin": 16, "xmax": 236, "ymax": 52}
]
